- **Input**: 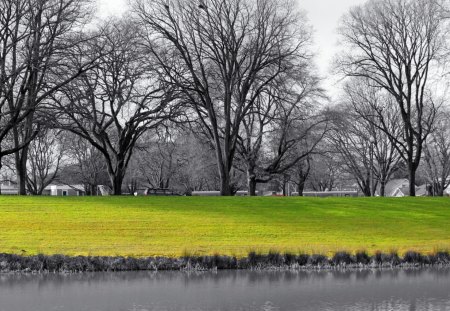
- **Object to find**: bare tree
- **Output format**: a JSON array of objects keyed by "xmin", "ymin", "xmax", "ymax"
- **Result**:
[
  {"xmin": 59, "ymin": 133, "xmax": 108, "ymax": 195},
  {"xmin": 307, "ymin": 154, "xmax": 340, "ymax": 192},
  {"xmin": 175, "ymin": 134, "xmax": 221, "ymax": 195},
  {"xmin": 236, "ymin": 68, "xmax": 326, "ymax": 196},
  {"xmin": 344, "ymin": 81, "xmax": 404, "ymax": 196},
  {"xmin": 330, "ymin": 85, "xmax": 403, "ymax": 196},
  {"xmin": 134, "ymin": 131, "xmax": 183, "ymax": 190},
  {"xmin": 0, "ymin": 0, "xmax": 97, "ymax": 195},
  {"xmin": 26, "ymin": 129, "xmax": 64, "ymax": 194},
  {"xmin": 288, "ymin": 155, "xmax": 311, "ymax": 196},
  {"xmin": 50, "ymin": 20, "xmax": 177, "ymax": 195},
  {"xmin": 328, "ymin": 108, "xmax": 375, "ymax": 196},
  {"xmin": 134, "ymin": 0, "xmax": 311, "ymax": 195},
  {"xmin": 423, "ymin": 110, "xmax": 450, "ymax": 196},
  {"xmin": 338, "ymin": 0, "xmax": 448, "ymax": 196}
]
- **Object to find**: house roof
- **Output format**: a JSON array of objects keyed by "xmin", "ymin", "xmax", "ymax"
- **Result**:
[
  {"xmin": 382, "ymin": 179, "xmax": 410, "ymax": 197},
  {"xmin": 415, "ymin": 184, "xmax": 428, "ymax": 197},
  {"xmin": 392, "ymin": 184, "xmax": 425, "ymax": 197},
  {"xmin": 44, "ymin": 184, "xmax": 85, "ymax": 191},
  {"xmin": 398, "ymin": 186, "xmax": 409, "ymax": 196}
]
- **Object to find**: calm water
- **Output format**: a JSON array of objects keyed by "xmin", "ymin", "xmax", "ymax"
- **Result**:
[{"xmin": 0, "ymin": 268, "xmax": 449, "ymax": 311}]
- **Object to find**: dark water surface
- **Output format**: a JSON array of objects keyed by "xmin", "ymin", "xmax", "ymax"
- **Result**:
[{"xmin": 0, "ymin": 268, "xmax": 449, "ymax": 311}]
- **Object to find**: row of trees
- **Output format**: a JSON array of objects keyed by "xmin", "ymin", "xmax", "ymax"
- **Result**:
[
  {"xmin": 1, "ymin": 0, "xmax": 450, "ymax": 196},
  {"xmin": 0, "ymin": 0, "xmax": 327, "ymax": 196}
]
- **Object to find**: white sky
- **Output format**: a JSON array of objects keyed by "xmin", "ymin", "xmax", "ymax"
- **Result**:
[{"xmin": 96, "ymin": 0, "xmax": 367, "ymax": 98}]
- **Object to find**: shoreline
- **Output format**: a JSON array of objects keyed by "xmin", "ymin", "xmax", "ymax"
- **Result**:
[{"xmin": 1, "ymin": 251, "xmax": 449, "ymax": 273}]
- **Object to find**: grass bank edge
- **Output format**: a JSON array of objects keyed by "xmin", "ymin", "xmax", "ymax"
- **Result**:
[{"xmin": 1, "ymin": 250, "xmax": 450, "ymax": 273}]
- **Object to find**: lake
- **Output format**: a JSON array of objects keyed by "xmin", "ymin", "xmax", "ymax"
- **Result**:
[{"xmin": 0, "ymin": 268, "xmax": 449, "ymax": 311}]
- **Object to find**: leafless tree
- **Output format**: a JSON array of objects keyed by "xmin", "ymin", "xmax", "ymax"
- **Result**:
[
  {"xmin": 175, "ymin": 134, "xmax": 222, "ymax": 195},
  {"xmin": 134, "ymin": 0, "xmax": 311, "ymax": 195},
  {"xmin": 50, "ymin": 20, "xmax": 177, "ymax": 195},
  {"xmin": 338, "ymin": 0, "xmax": 448, "ymax": 195},
  {"xmin": 423, "ymin": 109, "xmax": 450, "ymax": 196},
  {"xmin": 60, "ymin": 133, "xmax": 107, "ymax": 195},
  {"xmin": 288, "ymin": 155, "xmax": 311, "ymax": 196},
  {"xmin": 328, "ymin": 108, "xmax": 375, "ymax": 196},
  {"xmin": 0, "ymin": 0, "xmax": 97, "ymax": 195},
  {"xmin": 26, "ymin": 129, "xmax": 64, "ymax": 194},
  {"xmin": 133, "ymin": 131, "xmax": 183, "ymax": 190},
  {"xmin": 307, "ymin": 154, "xmax": 341, "ymax": 192},
  {"xmin": 236, "ymin": 67, "xmax": 327, "ymax": 196},
  {"xmin": 330, "ymin": 83, "xmax": 403, "ymax": 196}
]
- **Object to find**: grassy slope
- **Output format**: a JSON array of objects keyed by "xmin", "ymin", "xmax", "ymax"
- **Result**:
[{"xmin": 0, "ymin": 196, "xmax": 449, "ymax": 257}]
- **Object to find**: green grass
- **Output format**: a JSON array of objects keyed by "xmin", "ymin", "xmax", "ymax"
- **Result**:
[{"xmin": 0, "ymin": 196, "xmax": 449, "ymax": 257}]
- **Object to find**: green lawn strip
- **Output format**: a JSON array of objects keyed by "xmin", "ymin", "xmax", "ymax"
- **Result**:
[{"xmin": 0, "ymin": 196, "xmax": 448, "ymax": 257}]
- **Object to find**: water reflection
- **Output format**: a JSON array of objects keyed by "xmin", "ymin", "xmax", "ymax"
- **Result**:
[{"xmin": 0, "ymin": 268, "xmax": 449, "ymax": 311}]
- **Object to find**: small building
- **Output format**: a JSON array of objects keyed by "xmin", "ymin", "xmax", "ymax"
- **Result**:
[
  {"xmin": 45, "ymin": 185, "xmax": 85, "ymax": 196},
  {"xmin": 0, "ymin": 184, "xmax": 19, "ymax": 195},
  {"xmin": 145, "ymin": 188, "xmax": 178, "ymax": 196},
  {"xmin": 379, "ymin": 179, "xmax": 410, "ymax": 197},
  {"xmin": 298, "ymin": 191, "xmax": 359, "ymax": 197},
  {"xmin": 191, "ymin": 191, "xmax": 253, "ymax": 196},
  {"xmin": 381, "ymin": 179, "xmax": 428, "ymax": 197}
]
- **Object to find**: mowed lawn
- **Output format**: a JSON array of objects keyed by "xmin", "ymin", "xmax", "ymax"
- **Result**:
[{"xmin": 0, "ymin": 196, "xmax": 449, "ymax": 257}]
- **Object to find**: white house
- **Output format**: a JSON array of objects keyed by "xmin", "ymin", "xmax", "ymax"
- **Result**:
[
  {"xmin": 0, "ymin": 183, "xmax": 85, "ymax": 196},
  {"xmin": 378, "ymin": 179, "xmax": 409, "ymax": 197},
  {"xmin": 379, "ymin": 178, "xmax": 430, "ymax": 197},
  {"xmin": 192, "ymin": 191, "xmax": 252, "ymax": 196},
  {"xmin": 45, "ymin": 185, "xmax": 85, "ymax": 196},
  {"xmin": 0, "ymin": 184, "xmax": 19, "ymax": 195}
]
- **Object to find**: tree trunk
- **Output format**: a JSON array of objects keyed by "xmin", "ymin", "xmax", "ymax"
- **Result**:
[
  {"xmin": 15, "ymin": 146, "xmax": 28, "ymax": 195},
  {"xmin": 379, "ymin": 179, "xmax": 386, "ymax": 197},
  {"xmin": 360, "ymin": 178, "xmax": 371, "ymax": 197},
  {"xmin": 108, "ymin": 162, "xmax": 125, "ymax": 195},
  {"xmin": 248, "ymin": 177, "xmax": 257, "ymax": 196},
  {"xmin": 408, "ymin": 161, "xmax": 416, "ymax": 197},
  {"xmin": 91, "ymin": 184, "xmax": 97, "ymax": 196},
  {"xmin": 297, "ymin": 181, "xmax": 305, "ymax": 197},
  {"xmin": 247, "ymin": 165, "xmax": 257, "ymax": 196},
  {"xmin": 436, "ymin": 181, "xmax": 444, "ymax": 197},
  {"xmin": 220, "ymin": 177, "xmax": 233, "ymax": 196},
  {"xmin": 282, "ymin": 177, "xmax": 288, "ymax": 196},
  {"xmin": 111, "ymin": 174, "xmax": 123, "ymax": 195},
  {"xmin": 218, "ymin": 164, "xmax": 233, "ymax": 196}
]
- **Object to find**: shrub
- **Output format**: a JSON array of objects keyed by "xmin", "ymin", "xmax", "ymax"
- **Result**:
[
  {"xmin": 331, "ymin": 252, "xmax": 354, "ymax": 266},
  {"xmin": 355, "ymin": 251, "xmax": 370, "ymax": 265},
  {"xmin": 403, "ymin": 251, "xmax": 425, "ymax": 264},
  {"xmin": 307, "ymin": 254, "xmax": 328, "ymax": 266}
]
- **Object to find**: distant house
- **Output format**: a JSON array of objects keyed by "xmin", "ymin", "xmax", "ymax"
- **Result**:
[
  {"xmin": 45, "ymin": 185, "xmax": 85, "ymax": 196},
  {"xmin": 415, "ymin": 184, "xmax": 429, "ymax": 197},
  {"xmin": 378, "ymin": 179, "xmax": 408, "ymax": 197},
  {"xmin": 292, "ymin": 191, "xmax": 359, "ymax": 197},
  {"xmin": 391, "ymin": 186, "xmax": 418, "ymax": 197},
  {"xmin": 0, "ymin": 183, "xmax": 19, "ymax": 195},
  {"xmin": 0, "ymin": 183, "xmax": 85, "ymax": 196},
  {"xmin": 192, "ymin": 191, "xmax": 253, "ymax": 196},
  {"xmin": 379, "ymin": 178, "xmax": 428, "ymax": 197},
  {"xmin": 379, "ymin": 179, "xmax": 415, "ymax": 197}
]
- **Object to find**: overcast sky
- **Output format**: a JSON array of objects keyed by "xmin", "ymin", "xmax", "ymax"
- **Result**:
[{"xmin": 96, "ymin": 0, "xmax": 367, "ymax": 98}]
